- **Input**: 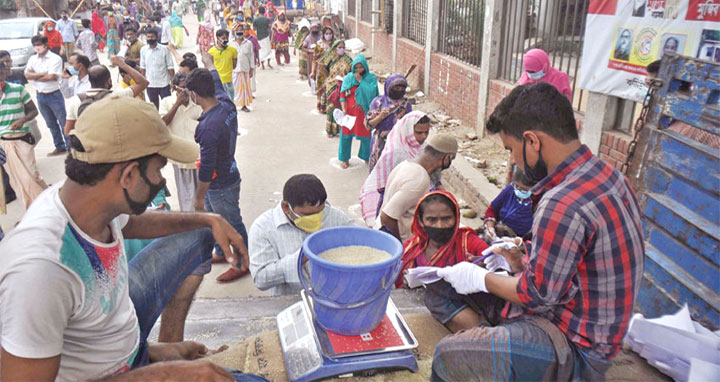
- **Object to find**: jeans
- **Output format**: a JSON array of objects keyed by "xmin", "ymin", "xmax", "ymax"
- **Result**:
[
  {"xmin": 127, "ymin": 228, "xmax": 266, "ymax": 382},
  {"xmin": 205, "ymin": 179, "xmax": 248, "ymax": 267},
  {"xmin": 36, "ymin": 90, "xmax": 68, "ymax": 150},
  {"xmin": 147, "ymin": 85, "xmax": 171, "ymax": 109}
]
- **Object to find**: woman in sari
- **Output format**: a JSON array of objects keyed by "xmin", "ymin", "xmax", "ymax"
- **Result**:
[
  {"xmin": 312, "ymin": 26, "xmax": 334, "ymax": 113},
  {"xmin": 338, "ymin": 54, "xmax": 378, "ymax": 168},
  {"xmin": 359, "ymin": 111, "xmax": 430, "ymax": 225},
  {"xmin": 169, "ymin": 10, "xmax": 189, "ymax": 48},
  {"xmin": 105, "ymin": 12, "xmax": 121, "ymax": 58},
  {"xmin": 43, "ymin": 21, "xmax": 63, "ymax": 57},
  {"xmin": 272, "ymin": 11, "xmax": 292, "ymax": 66},
  {"xmin": 293, "ymin": 20, "xmax": 311, "ymax": 79},
  {"xmin": 91, "ymin": 11, "xmax": 107, "ymax": 51},
  {"xmin": 366, "ymin": 74, "xmax": 411, "ymax": 172},
  {"xmin": 395, "ymin": 191, "xmax": 489, "ymax": 288},
  {"xmin": 264, "ymin": 1, "xmax": 278, "ymax": 22},
  {"xmin": 323, "ymin": 40, "xmax": 353, "ymax": 137}
]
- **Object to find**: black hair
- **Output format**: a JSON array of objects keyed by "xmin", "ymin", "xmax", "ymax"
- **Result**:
[
  {"xmin": 185, "ymin": 68, "xmax": 215, "ymax": 97},
  {"xmin": 179, "ymin": 58, "xmax": 198, "ymax": 71},
  {"xmin": 31, "ymin": 35, "xmax": 48, "ymax": 46},
  {"xmin": 0, "ymin": 50, "xmax": 9, "ymax": 59},
  {"xmin": 322, "ymin": 26, "xmax": 334, "ymax": 35},
  {"xmin": 283, "ymin": 174, "xmax": 327, "ymax": 208},
  {"xmin": 417, "ymin": 193, "xmax": 456, "ymax": 221},
  {"xmin": 182, "ymin": 52, "xmax": 197, "ymax": 61},
  {"xmin": 82, "ymin": 19, "xmax": 91, "ymax": 29},
  {"xmin": 124, "ymin": 27, "xmax": 138, "ymax": 35},
  {"xmin": 88, "ymin": 65, "xmax": 111, "ymax": 88},
  {"xmin": 118, "ymin": 58, "xmax": 137, "ymax": 75},
  {"xmin": 146, "ymin": 28, "xmax": 159, "ymax": 39},
  {"xmin": 417, "ymin": 115, "xmax": 430, "ymax": 124},
  {"xmin": 512, "ymin": 169, "xmax": 535, "ymax": 187},
  {"xmin": 646, "ymin": 60, "xmax": 661, "ymax": 75},
  {"xmin": 486, "ymin": 82, "xmax": 578, "ymax": 143},
  {"xmin": 72, "ymin": 54, "xmax": 91, "ymax": 69},
  {"xmin": 173, "ymin": 72, "xmax": 188, "ymax": 86},
  {"xmin": 216, "ymin": 29, "xmax": 229, "ymax": 38},
  {"xmin": 258, "ymin": 6, "xmax": 265, "ymax": 14},
  {"xmin": 65, "ymin": 140, "xmax": 154, "ymax": 186}
]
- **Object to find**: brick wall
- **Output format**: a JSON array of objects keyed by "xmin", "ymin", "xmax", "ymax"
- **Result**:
[
  {"xmin": 396, "ymin": 39, "xmax": 425, "ymax": 90},
  {"xmin": 429, "ymin": 55, "xmax": 481, "ymax": 126},
  {"xmin": 599, "ymin": 131, "xmax": 633, "ymax": 171}
]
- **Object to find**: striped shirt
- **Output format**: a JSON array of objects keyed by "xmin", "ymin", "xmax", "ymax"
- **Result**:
[
  {"xmin": 0, "ymin": 82, "xmax": 31, "ymax": 137},
  {"xmin": 248, "ymin": 204, "xmax": 355, "ymax": 296},
  {"xmin": 516, "ymin": 145, "xmax": 645, "ymax": 360}
]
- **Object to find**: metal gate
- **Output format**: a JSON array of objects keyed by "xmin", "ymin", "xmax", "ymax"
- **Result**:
[{"xmin": 631, "ymin": 55, "xmax": 720, "ymax": 329}]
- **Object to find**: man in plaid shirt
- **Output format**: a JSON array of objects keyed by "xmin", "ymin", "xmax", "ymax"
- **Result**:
[{"xmin": 427, "ymin": 82, "xmax": 645, "ymax": 381}]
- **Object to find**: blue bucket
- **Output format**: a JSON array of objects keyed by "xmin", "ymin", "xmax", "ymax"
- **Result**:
[{"xmin": 298, "ymin": 227, "xmax": 403, "ymax": 335}]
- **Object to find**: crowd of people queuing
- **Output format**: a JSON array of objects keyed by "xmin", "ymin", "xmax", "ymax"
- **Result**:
[{"xmin": 0, "ymin": 1, "xmax": 647, "ymax": 381}]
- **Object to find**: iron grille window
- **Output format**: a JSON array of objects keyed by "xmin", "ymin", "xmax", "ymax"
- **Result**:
[
  {"xmin": 498, "ymin": 0, "xmax": 590, "ymax": 111},
  {"xmin": 402, "ymin": 0, "xmax": 428, "ymax": 45},
  {"xmin": 361, "ymin": 0, "xmax": 373, "ymax": 22},
  {"xmin": 348, "ymin": 0, "xmax": 356, "ymax": 16},
  {"xmin": 438, "ymin": 0, "xmax": 486, "ymax": 67},
  {"xmin": 385, "ymin": 0, "xmax": 394, "ymax": 33}
]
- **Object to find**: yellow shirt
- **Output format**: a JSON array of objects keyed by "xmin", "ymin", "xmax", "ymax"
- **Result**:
[
  {"xmin": 208, "ymin": 46, "xmax": 238, "ymax": 84},
  {"xmin": 121, "ymin": 79, "xmax": 145, "ymax": 100}
]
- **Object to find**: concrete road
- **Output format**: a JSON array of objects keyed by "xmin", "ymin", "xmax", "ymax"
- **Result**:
[{"xmin": 0, "ymin": 13, "xmax": 368, "ymax": 299}]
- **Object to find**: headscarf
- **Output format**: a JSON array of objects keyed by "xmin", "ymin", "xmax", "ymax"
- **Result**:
[
  {"xmin": 359, "ymin": 111, "xmax": 427, "ymax": 224},
  {"xmin": 321, "ymin": 39, "xmax": 344, "ymax": 66},
  {"xmin": 91, "ymin": 11, "xmax": 106, "ymax": 37},
  {"xmin": 517, "ymin": 48, "xmax": 572, "ymax": 101},
  {"xmin": 43, "ymin": 21, "xmax": 63, "ymax": 49},
  {"xmin": 395, "ymin": 191, "xmax": 489, "ymax": 288},
  {"xmin": 341, "ymin": 54, "xmax": 379, "ymax": 113},
  {"xmin": 273, "ymin": 11, "xmax": 290, "ymax": 34},
  {"xmin": 169, "ymin": 10, "xmax": 184, "ymax": 27},
  {"xmin": 377, "ymin": 73, "xmax": 407, "ymax": 110}
]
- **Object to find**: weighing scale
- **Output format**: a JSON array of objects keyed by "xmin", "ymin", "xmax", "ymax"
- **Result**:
[{"xmin": 276, "ymin": 290, "xmax": 419, "ymax": 382}]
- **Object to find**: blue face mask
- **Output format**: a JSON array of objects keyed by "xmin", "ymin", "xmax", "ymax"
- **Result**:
[
  {"xmin": 68, "ymin": 66, "xmax": 79, "ymax": 76},
  {"xmin": 514, "ymin": 185, "xmax": 532, "ymax": 200},
  {"xmin": 527, "ymin": 69, "xmax": 545, "ymax": 80}
]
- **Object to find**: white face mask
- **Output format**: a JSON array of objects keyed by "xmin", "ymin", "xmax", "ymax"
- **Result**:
[{"xmin": 527, "ymin": 70, "xmax": 545, "ymax": 80}]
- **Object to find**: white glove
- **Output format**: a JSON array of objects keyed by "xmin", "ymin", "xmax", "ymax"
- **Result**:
[
  {"xmin": 437, "ymin": 262, "xmax": 490, "ymax": 295},
  {"xmin": 481, "ymin": 241, "xmax": 518, "ymax": 257}
]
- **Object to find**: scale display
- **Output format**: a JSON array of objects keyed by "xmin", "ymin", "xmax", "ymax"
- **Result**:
[{"xmin": 277, "ymin": 292, "xmax": 419, "ymax": 382}]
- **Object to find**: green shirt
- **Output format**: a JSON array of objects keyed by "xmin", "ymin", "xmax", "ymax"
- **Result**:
[{"xmin": 0, "ymin": 82, "xmax": 31, "ymax": 137}]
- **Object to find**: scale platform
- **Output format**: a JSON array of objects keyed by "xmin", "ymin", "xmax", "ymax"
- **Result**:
[{"xmin": 276, "ymin": 290, "xmax": 419, "ymax": 382}]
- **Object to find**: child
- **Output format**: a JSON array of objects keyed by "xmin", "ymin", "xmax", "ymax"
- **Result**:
[{"xmin": 483, "ymin": 169, "xmax": 535, "ymax": 242}]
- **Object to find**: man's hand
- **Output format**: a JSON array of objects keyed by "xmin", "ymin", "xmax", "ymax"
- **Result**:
[
  {"xmin": 110, "ymin": 54, "xmax": 126, "ymax": 67},
  {"xmin": 209, "ymin": 214, "xmax": 249, "ymax": 271},
  {"xmin": 249, "ymin": 68, "xmax": 254, "ymax": 77},
  {"xmin": 148, "ymin": 341, "xmax": 215, "ymax": 362},
  {"xmin": 9, "ymin": 120, "xmax": 24, "ymax": 131},
  {"xmin": 437, "ymin": 262, "xmax": 490, "ymax": 295},
  {"xmin": 176, "ymin": 88, "xmax": 189, "ymax": 105},
  {"xmin": 194, "ymin": 198, "xmax": 206, "ymax": 213},
  {"xmin": 109, "ymin": 360, "xmax": 234, "ymax": 382},
  {"xmin": 201, "ymin": 51, "xmax": 215, "ymax": 70}
]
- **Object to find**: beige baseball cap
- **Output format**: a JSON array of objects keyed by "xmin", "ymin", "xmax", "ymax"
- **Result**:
[
  {"xmin": 427, "ymin": 133, "xmax": 459, "ymax": 154},
  {"xmin": 70, "ymin": 96, "xmax": 200, "ymax": 164}
]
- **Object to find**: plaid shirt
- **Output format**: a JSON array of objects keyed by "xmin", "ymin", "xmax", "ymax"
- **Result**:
[{"xmin": 516, "ymin": 145, "xmax": 645, "ymax": 360}]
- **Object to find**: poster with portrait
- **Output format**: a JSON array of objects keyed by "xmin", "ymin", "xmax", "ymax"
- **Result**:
[{"xmin": 578, "ymin": 0, "xmax": 720, "ymax": 102}]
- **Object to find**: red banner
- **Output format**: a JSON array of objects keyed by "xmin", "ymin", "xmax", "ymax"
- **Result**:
[
  {"xmin": 589, "ymin": 0, "xmax": 620, "ymax": 15},
  {"xmin": 686, "ymin": 0, "xmax": 720, "ymax": 21}
]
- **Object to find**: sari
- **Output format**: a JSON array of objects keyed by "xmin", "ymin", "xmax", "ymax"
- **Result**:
[
  {"xmin": 366, "ymin": 74, "xmax": 411, "ymax": 171},
  {"xmin": 271, "ymin": 12, "xmax": 291, "ymax": 53},
  {"xmin": 395, "ymin": 191, "xmax": 489, "ymax": 288},
  {"xmin": 91, "ymin": 11, "xmax": 106, "ymax": 51},
  {"xmin": 323, "ymin": 40, "xmax": 353, "ymax": 136},
  {"xmin": 294, "ymin": 25, "xmax": 309, "ymax": 76},
  {"xmin": 43, "ymin": 21, "xmax": 63, "ymax": 51},
  {"xmin": 314, "ymin": 28, "xmax": 334, "ymax": 113},
  {"xmin": 106, "ymin": 14, "xmax": 121, "ymax": 57}
]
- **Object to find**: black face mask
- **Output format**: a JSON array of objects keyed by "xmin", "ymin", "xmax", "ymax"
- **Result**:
[
  {"xmin": 220, "ymin": 39, "xmax": 228, "ymax": 47},
  {"xmin": 147, "ymin": 39, "xmax": 157, "ymax": 46},
  {"xmin": 388, "ymin": 89, "xmax": 405, "ymax": 100},
  {"xmin": 522, "ymin": 139, "xmax": 548, "ymax": 183},
  {"xmin": 424, "ymin": 226, "xmax": 455, "ymax": 244},
  {"xmin": 123, "ymin": 168, "xmax": 166, "ymax": 215}
]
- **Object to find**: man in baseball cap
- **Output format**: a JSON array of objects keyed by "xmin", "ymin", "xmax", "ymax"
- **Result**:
[
  {"xmin": 0, "ymin": 96, "xmax": 263, "ymax": 382},
  {"xmin": 376, "ymin": 133, "xmax": 458, "ymax": 242}
]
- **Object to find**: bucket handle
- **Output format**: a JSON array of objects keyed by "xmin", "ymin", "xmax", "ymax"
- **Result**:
[{"xmin": 298, "ymin": 248, "xmax": 402, "ymax": 311}]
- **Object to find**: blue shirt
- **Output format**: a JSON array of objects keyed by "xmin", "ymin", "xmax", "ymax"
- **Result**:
[
  {"xmin": 195, "ymin": 70, "xmax": 240, "ymax": 189},
  {"xmin": 55, "ymin": 18, "xmax": 78, "ymax": 43},
  {"xmin": 489, "ymin": 184, "xmax": 534, "ymax": 237}
]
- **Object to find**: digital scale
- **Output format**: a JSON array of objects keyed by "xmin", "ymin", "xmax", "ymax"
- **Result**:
[{"xmin": 276, "ymin": 290, "xmax": 419, "ymax": 382}]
